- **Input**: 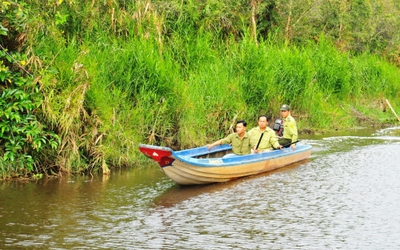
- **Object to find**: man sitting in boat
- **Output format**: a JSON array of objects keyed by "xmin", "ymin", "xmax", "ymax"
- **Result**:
[
  {"xmin": 206, "ymin": 120, "xmax": 252, "ymax": 156},
  {"xmin": 248, "ymin": 115, "xmax": 282, "ymax": 153}
]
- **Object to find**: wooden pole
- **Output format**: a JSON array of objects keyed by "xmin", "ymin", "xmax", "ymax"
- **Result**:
[{"xmin": 386, "ymin": 99, "xmax": 400, "ymax": 122}]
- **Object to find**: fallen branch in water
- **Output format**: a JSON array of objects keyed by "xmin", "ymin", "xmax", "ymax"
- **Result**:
[{"xmin": 339, "ymin": 104, "xmax": 376, "ymax": 124}]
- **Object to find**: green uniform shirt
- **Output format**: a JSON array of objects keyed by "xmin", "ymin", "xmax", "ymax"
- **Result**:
[
  {"xmin": 248, "ymin": 127, "xmax": 280, "ymax": 151},
  {"xmin": 282, "ymin": 114, "xmax": 298, "ymax": 143},
  {"xmin": 220, "ymin": 132, "xmax": 252, "ymax": 155}
]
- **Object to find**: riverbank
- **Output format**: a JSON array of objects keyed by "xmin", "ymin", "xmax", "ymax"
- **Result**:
[
  {"xmin": 1, "ymin": 1, "xmax": 400, "ymax": 179},
  {"xmin": 2, "ymin": 121, "xmax": 399, "ymax": 182}
]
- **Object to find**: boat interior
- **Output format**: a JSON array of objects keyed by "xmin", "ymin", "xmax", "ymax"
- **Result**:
[{"xmin": 195, "ymin": 148, "xmax": 233, "ymax": 159}]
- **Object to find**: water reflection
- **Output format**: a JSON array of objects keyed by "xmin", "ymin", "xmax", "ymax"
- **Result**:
[
  {"xmin": 1, "ymin": 127, "xmax": 400, "ymax": 249},
  {"xmin": 143, "ymin": 142, "xmax": 400, "ymax": 249},
  {"xmin": 152, "ymin": 159, "xmax": 310, "ymax": 208}
]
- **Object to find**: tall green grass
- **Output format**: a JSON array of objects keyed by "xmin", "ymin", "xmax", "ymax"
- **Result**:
[
  {"xmin": 14, "ymin": 0, "xmax": 400, "ymax": 175},
  {"xmin": 34, "ymin": 26, "xmax": 400, "ymax": 172}
]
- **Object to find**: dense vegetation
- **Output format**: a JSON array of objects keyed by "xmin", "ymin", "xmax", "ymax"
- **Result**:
[{"xmin": 1, "ymin": 0, "xmax": 400, "ymax": 179}]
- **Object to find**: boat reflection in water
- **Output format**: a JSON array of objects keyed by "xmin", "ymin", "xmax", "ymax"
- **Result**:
[{"xmin": 152, "ymin": 159, "xmax": 311, "ymax": 208}]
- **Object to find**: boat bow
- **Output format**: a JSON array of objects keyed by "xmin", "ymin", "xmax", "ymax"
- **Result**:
[{"xmin": 139, "ymin": 144, "xmax": 175, "ymax": 167}]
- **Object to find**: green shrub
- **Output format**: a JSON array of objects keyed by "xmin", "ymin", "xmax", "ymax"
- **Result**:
[{"xmin": 0, "ymin": 51, "xmax": 59, "ymax": 177}]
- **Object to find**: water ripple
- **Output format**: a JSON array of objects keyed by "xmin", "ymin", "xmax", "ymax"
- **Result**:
[{"xmin": 1, "ymin": 133, "xmax": 400, "ymax": 249}]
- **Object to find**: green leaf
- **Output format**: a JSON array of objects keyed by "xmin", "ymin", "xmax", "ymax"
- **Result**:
[{"xmin": 0, "ymin": 25, "xmax": 8, "ymax": 36}]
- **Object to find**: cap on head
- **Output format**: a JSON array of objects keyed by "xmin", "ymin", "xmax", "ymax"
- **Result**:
[{"xmin": 280, "ymin": 104, "xmax": 290, "ymax": 111}]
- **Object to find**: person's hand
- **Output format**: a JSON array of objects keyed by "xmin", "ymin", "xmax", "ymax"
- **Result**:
[
  {"xmin": 207, "ymin": 144, "xmax": 213, "ymax": 150},
  {"xmin": 290, "ymin": 144, "xmax": 296, "ymax": 150}
]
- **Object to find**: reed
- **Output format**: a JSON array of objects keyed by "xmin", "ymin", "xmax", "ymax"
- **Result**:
[
  {"xmin": 32, "ymin": 21, "xmax": 400, "ymax": 172},
  {"xmin": 2, "ymin": 0, "xmax": 400, "ymax": 178}
]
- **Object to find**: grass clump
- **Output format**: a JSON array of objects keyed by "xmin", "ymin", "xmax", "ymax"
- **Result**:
[{"xmin": 1, "ymin": 0, "xmax": 399, "ymax": 179}]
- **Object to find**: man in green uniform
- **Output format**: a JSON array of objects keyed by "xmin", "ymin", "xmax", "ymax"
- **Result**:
[
  {"xmin": 248, "ymin": 115, "xmax": 282, "ymax": 152},
  {"xmin": 278, "ymin": 104, "xmax": 298, "ymax": 150},
  {"xmin": 207, "ymin": 120, "xmax": 252, "ymax": 155}
]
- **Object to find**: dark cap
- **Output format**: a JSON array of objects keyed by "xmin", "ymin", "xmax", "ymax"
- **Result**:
[{"xmin": 280, "ymin": 104, "xmax": 290, "ymax": 111}]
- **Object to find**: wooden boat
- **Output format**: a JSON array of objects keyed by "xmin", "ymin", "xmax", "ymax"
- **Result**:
[{"xmin": 139, "ymin": 143, "xmax": 312, "ymax": 185}]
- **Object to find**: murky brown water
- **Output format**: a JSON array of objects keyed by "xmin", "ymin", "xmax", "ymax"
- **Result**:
[{"xmin": 1, "ymin": 127, "xmax": 400, "ymax": 249}]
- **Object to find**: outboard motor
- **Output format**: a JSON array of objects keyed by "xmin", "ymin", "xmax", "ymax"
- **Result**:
[{"xmin": 273, "ymin": 119, "xmax": 284, "ymax": 137}]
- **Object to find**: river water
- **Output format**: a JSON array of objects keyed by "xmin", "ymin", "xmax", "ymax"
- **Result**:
[{"xmin": 1, "ymin": 127, "xmax": 400, "ymax": 249}]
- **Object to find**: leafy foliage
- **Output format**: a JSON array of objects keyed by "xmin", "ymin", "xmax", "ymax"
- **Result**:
[{"xmin": 0, "ymin": 51, "xmax": 59, "ymax": 177}]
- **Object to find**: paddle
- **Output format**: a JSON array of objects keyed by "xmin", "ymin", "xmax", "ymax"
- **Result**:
[
  {"xmin": 255, "ymin": 132, "xmax": 264, "ymax": 150},
  {"xmin": 273, "ymin": 140, "xmax": 299, "ymax": 150}
]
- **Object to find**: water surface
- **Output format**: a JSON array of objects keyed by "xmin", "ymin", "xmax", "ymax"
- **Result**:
[{"xmin": 1, "ymin": 127, "xmax": 400, "ymax": 249}]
